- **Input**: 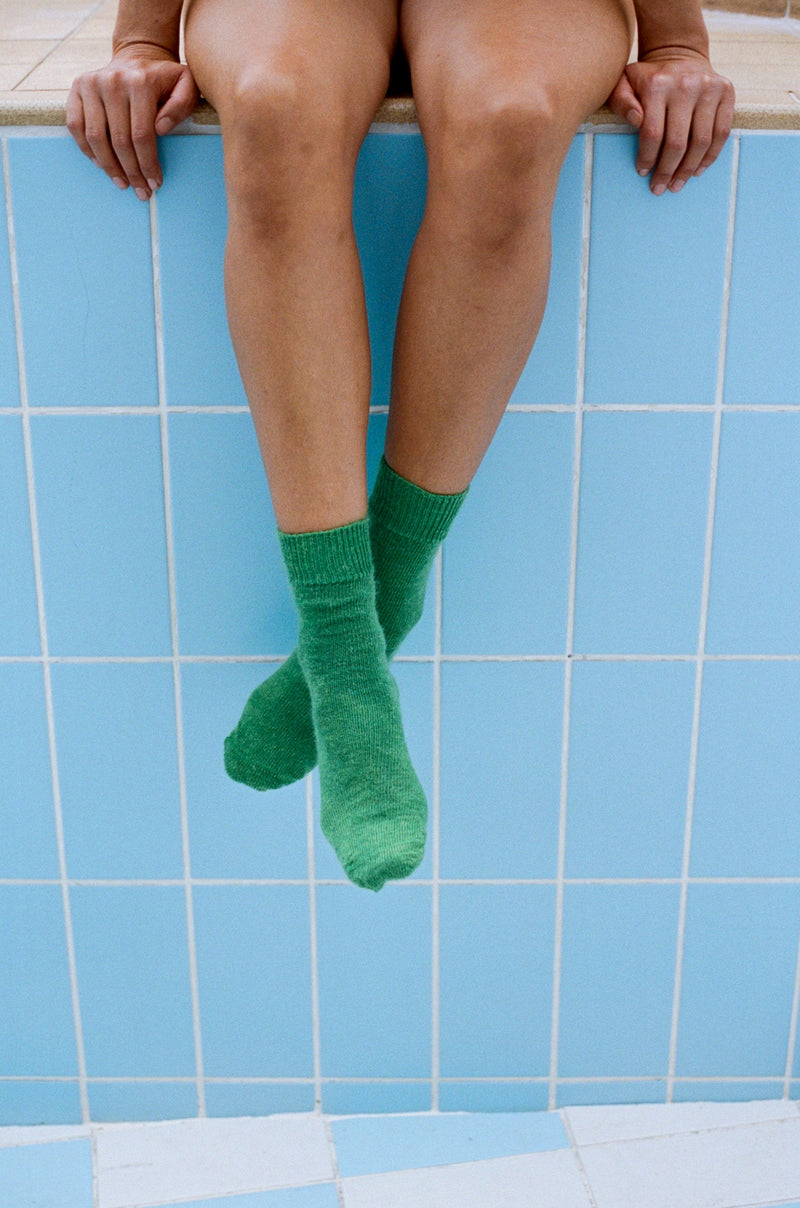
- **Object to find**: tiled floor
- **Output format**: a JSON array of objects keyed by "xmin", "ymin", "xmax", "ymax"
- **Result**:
[
  {"xmin": 0, "ymin": 1, "xmax": 799, "ymax": 124},
  {"xmin": 2, "ymin": 1101, "xmax": 800, "ymax": 1208}
]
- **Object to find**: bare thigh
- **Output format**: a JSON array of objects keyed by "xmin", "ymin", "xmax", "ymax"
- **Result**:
[{"xmin": 183, "ymin": 0, "xmax": 401, "ymax": 151}]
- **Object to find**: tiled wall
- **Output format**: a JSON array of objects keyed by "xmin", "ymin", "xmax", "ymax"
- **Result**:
[{"xmin": 1, "ymin": 124, "xmax": 800, "ymax": 1126}]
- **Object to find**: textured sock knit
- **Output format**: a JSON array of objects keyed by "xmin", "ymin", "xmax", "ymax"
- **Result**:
[
  {"xmin": 280, "ymin": 518, "xmax": 427, "ymax": 891},
  {"xmin": 224, "ymin": 458, "xmax": 468, "ymax": 790}
]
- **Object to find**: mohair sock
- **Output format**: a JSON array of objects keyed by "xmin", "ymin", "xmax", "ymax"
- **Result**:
[
  {"xmin": 279, "ymin": 518, "xmax": 427, "ymax": 891},
  {"xmin": 224, "ymin": 458, "xmax": 468, "ymax": 789}
]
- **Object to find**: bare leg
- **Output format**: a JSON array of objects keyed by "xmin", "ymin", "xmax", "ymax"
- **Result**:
[
  {"xmin": 386, "ymin": 0, "xmax": 636, "ymax": 493},
  {"xmin": 183, "ymin": 0, "xmax": 399, "ymax": 531}
]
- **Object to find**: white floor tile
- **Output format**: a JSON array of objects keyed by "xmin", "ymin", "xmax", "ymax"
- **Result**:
[
  {"xmin": 341, "ymin": 1150, "xmax": 593, "ymax": 1208},
  {"xmin": 579, "ymin": 1117, "xmax": 800, "ymax": 1208},
  {"xmin": 564, "ymin": 1099, "xmax": 799, "ymax": 1147},
  {"xmin": 95, "ymin": 1115, "xmax": 333, "ymax": 1208},
  {"xmin": 0, "ymin": 1124, "xmax": 91, "ymax": 1148}
]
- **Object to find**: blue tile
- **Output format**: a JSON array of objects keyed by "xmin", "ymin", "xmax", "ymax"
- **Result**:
[
  {"xmin": 439, "ymin": 886, "xmax": 554, "ymax": 1078},
  {"xmin": 181, "ymin": 662, "xmax": 308, "ymax": 880},
  {"xmin": 706, "ymin": 413, "xmax": 800, "ymax": 654},
  {"xmin": 51, "ymin": 663, "xmax": 183, "ymax": 879},
  {"xmin": 193, "ymin": 887, "xmax": 313, "ymax": 1077},
  {"xmin": 438, "ymin": 1083, "xmax": 550, "ymax": 1113},
  {"xmin": 440, "ymin": 662, "xmax": 562, "ymax": 879},
  {"xmin": 676, "ymin": 885, "xmax": 800, "ymax": 1077},
  {"xmin": 316, "ymin": 885, "xmax": 431, "ymax": 1078},
  {"xmin": 565, "ymin": 661, "xmax": 694, "ymax": 878},
  {"xmin": 321, "ymin": 1083, "xmax": 430, "ymax": 1116},
  {"xmin": 585, "ymin": 134, "xmax": 731, "ymax": 406},
  {"xmin": 725, "ymin": 135, "xmax": 800, "ymax": 406},
  {"xmin": 205, "ymin": 1083, "xmax": 315, "ymax": 1117},
  {"xmin": 574, "ymin": 412, "xmax": 712, "ymax": 654},
  {"xmin": 691, "ymin": 661, "xmax": 800, "ymax": 877},
  {"xmin": 0, "ymin": 665, "xmax": 59, "ymax": 878},
  {"xmin": 0, "ymin": 154, "xmax": 19, "ymax": 410},
  {"xmin": 556, "ymin": 1081, "xmax": 666, "ymax": 1107},
  {"xmin": 150, "ymin": 1188, "xmax": 340, "ymax": 1208},
  {"xmin": 0, "ymin": 418, "xmax": 38, "ymax": 653},
  {"xmin": 9, "ymin": 136, "xmax": 157, "ymax": 408},
  {"xmin": 0, "ymin": 1082, "xmax": 82, "ymax": 1126},
  {"xmin": 0, "ymin": 1139, "xmax": 92, "ymax": 1208},
  {"xmin": 157, "ymin": 136, "xmax": 246, "ymax": 409},
  {"xmin": 71, "ymin": 887, "xmax": 196, "ymax": 1077},
  {"xmin": 354, "ymin": 130, "xmax": 426, "ymax": 409},
  {"xmin": 32, "ymin": 416, "xmax": 171, "ymax": 655},
  {"xmin": 0, "ymin": 887, "xmax": 77, "ymax": 1076},
  {"xmin": 671, "ymin": 1080, "xmax": 786, "ymax": 1103},
  {"xmin": 442, "ymin": 413, "xmax": 574, "ymax": 655},
  {"xmin": 88, "ymin": 1081, "xmax": 197, "ymax": 1122},
  {"xmin": 558, "ymin": 885, "xmax": 679, "ymax": 1077},
  {"xmin": 513, "ymin": 137, "xmax": 584, "ymax": 407},
  {"xmin": 332, "ymin": 1112, "xmax": 568, "ymax": 1178},
  {"xmin": 312, "ymin": 661, "xmax": 433, "ymax": 882},
  {"xmin": 168, "ymin": 413, "xmax": 295, "ymax": 656}
]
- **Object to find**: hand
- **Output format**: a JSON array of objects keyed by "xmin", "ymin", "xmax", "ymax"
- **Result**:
[
  {"xmin": 66, "ymin": 46, "xmax": 199, "ymax": 200},
  {"xmin": 607, "ymin": 49, "xmax": 735, "ymax": 195}
]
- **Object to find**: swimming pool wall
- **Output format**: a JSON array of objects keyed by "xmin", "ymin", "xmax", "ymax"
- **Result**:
[{"xmin": 1, "ymin": 123, "xmax": 800, "ymax": 1125}]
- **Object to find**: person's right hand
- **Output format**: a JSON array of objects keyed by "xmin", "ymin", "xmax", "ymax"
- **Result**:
[{"xmin": 66, "ymin": 46, "xmax": 199, "ymax": 201}]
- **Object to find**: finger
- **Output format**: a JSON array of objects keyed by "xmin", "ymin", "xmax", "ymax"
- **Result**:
[
  {"xmin": 129, "ymin": 85, "xmax": 163, "ymax": 191},
  {"xmin": 665, "ymin": 93, "xmax": 718, "ymax": 191},
  {"xmin": 649, "ymin": 94, "xmax": 694, "ymax": 195},
  {"xmin": 694, "ymin": 81, "xmax": 735, "ymax": 176},
  {"xmin": 635, "ymin": 86, "xmax": 667, "ymax": 178},
  {"xmin": 65, "ymin": 86, "xmax": 95, "ymax": 162},
  {"xmin": 607, "ymin": 73, "xmax": 643, "ymax": 128},
  {"xmin": 102, "ymin": 83, "xmax": 153, "ymax": 199},
  {"xmin": 155, "ymin": 68, "xmax": 200, "ymax": 135},
  {"xmin": 80, "ymin": 84, "xmax": 129, "ymax": 190}
]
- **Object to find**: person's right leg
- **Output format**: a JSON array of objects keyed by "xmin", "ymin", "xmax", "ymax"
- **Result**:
[{"xmin": 183, "ymin": 0, "xmax": 427, "ymax": 890}]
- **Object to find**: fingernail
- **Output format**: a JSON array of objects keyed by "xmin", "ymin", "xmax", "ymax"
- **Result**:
[
  {"xmin": 694, "ymin": 166, "xmax": 707, "ymax": 177},
  {"xmin": 112, "ymin": 176, "xmax": 128, "ymax": 190},
  {"xmin": 134, "ymin": 187, "xmax": 150, "ymax": 202},
  {"xmin": 670, "ymin": 179, "xmax": 686, "ymax": 193},
  {"xmin": 652, "ymin": 182, "xmax": 667, "ymax": 196},
  {"xmin": 147, "ymin": 178, "xmax": 161, "ymax": 192},
  {"xmin": 637, "ymin": 167, "xmax": 649, "ymax": 177}
]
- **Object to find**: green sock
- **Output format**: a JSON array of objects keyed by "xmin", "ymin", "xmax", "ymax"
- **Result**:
[
  {"xmin": 224, "ymin": 457, "xmax": 467, "ymax": 789},
  {"xmin": 279, "ymin": 518, "xmax": 427, "ymax": 891}
]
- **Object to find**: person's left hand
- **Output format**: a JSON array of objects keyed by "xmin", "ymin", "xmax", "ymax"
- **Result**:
[{"xmin": 607, "ymin": 49, "xmax": 735, "ymax": 195}]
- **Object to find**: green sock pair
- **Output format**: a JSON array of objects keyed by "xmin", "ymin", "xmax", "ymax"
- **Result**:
[{"xmin": 225, "ymin": 456, "xmax": 467, "ymax": 891}]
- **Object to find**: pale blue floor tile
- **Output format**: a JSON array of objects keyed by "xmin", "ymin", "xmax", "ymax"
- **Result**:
[
  {"xmin": 316, "ymin": 886, "xmax": 431, "ymax": 1080},
  {"xmin": 51, "ymin": 662, "xmax": 183, "ymax": 879},
  {"xmin": 439, "ymin": 661, "xmax": 562, "ymax": 880},
  {"xmin": 331, "ymin": 1111, "xmax": 569, "ymax": 1178},
  {"xmin": 0, "ymin": 887, "xmax": 77, "ymax": 1077},
  {"xmin": 322, "ymin": 1084, "xmax": 431, "ymax": 1116},
  {"xmin": 691, "ymin": 661, "xmax": 800, "ymax": 877},
  {"xmin": 181, "ymin": 662, "xmax": 309, "ymax": 880},
  {"xmin": 439, "ymin": 886, "xmax": 554, "ymax": 1079},
  {"xmin": 0, "ymin": 664, "xmax": 59, "ymax": 878},
  {"xmin": 31, "ymin": 415, "xmax": 171, "ymax": 656},
  {"xmin": 193, "ymin": 886, "xmax": 313, "ymax": 1078},
  {"xmin": 585, "ymin": 133, "xmax": 731, "ymax": 406},
  {"xmin": 565, "ymin": 661, "xmax": 694, "ymax": 879},
  {"xmin": 9, "ymin": 137, "xmax": 157, "ymax": 409},
  {"xmin": 0, "ymin": 1139, "xmax": 92, "ymax": 1208},
  {"xmin": 0, "ymin": 417, "xmax": 38, "ymax": 654},
  {"xmin": 70, "ymin": 887, "xmax": 196, "ymax": 1078},
  {"xmin": 706, "ymin": 413, "xmax": 800, "ymax": 654},
  {"xmin": 558, "ymin": 885, "xmax": 679, "ymax": 1077},
  {"xmin": 725, "ymin": 135, "xmax": 800, "ymax": 406},
  {"xmin": 150, "ymin": 1189, "xmax": 339, "ymax": 1208},
  {"xmin": 88, "ymin": 1081, "xmax": 198, "ymax": 1122},
  {"xmin": 0, "ymin": 1083, "xmax": 82, "ymax": 1127}
]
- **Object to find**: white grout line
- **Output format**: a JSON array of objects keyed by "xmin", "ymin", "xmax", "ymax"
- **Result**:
[
  {"xmin": 5, "ymin": 651, "xmax": 800, "ymax": 666},
  {"xmin": 666, "ymin": 134, "xmax": 739, "ymax": 1104},
  {"xmin": 561, "ymin": 1109, "xmax": 599, "ymax": 1208},
  {"xmin": 323, "ymin": 1116, "xmax": 347, "ymax": 1208},
  {"xmin": 4, "ymin": 401, "xmax": 800, "ymax": 417},
  {"xmin": 430, "ymin": 546, "xmax": 443, "ymax": 1113},
  {"xmin": 2, "ymin": 136, "xmax": 91, "ymax": 1125},
  {"xmin": 149, "ymin": 192, "xmax": 206, "ymax": 1118},
  {"xmin": 784, "ymin": 923, "xmax": 800, "ymax": 1098},
  {"xmin": 549, "ymin": 129, "xmax": 594, "ymax": 1113},
  {"xmin": 307, "ymin": 773, "xmax": 323, "ymax": 1112}
]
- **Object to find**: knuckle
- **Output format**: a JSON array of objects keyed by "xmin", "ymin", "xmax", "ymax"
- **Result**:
[{"xmin": 664, "ymin": 135, "xmax": 686, "ymax": 152}]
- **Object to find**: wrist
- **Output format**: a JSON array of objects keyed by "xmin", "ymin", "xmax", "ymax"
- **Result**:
[
  {"xmin": 638, "ymin": 42, "xmax": 711, "ymax": 65},
  {"xmin": 111, "ymin": 39, "xmax": 181, "ymax": 61}
]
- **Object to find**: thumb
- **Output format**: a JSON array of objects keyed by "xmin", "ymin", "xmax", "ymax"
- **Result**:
[
  {"xmin": 155, "ymin": 67, "xmax": 200, "ymax": 134},
  {"xmin": 607, "ymin": 71, "xmax": 643, "ymax": 128}
]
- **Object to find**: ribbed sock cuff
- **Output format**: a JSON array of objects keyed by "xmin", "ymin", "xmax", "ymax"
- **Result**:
[
  {"xmin": 279, "ymin": 518, "xmax": 373, "ymax": 586},
  {"xmin": 369, "ymin": 457, "xmax": 468, "ymax": 545}
]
